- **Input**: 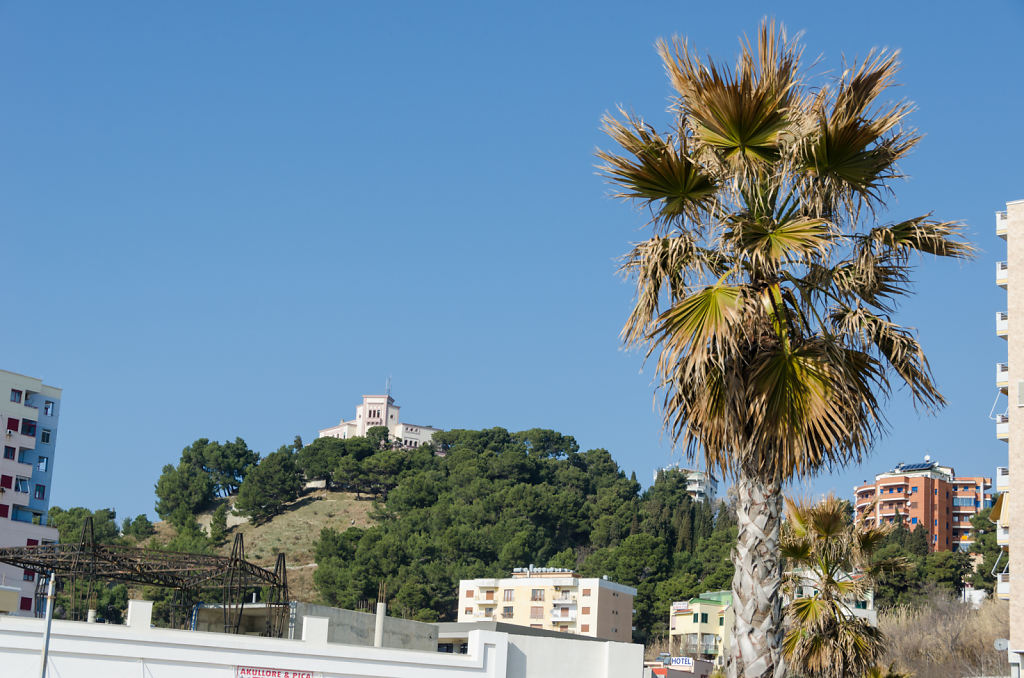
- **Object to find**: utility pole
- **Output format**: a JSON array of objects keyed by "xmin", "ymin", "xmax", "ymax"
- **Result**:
[{"xmin": 39, "ymin": 574, "xmax": 55, "ymax": 678}]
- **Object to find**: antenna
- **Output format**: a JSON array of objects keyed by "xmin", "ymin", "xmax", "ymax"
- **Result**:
[{"xmin": 385, "ymin": 375, "xmax": 392, "ymax": 397}]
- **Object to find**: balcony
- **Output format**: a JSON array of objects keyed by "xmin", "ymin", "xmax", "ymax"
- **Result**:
[
  {"xmin": 550, "ymin": 611, "xmax": 577, "ymax": 622},
  {"xmin": 998, "ymin": 525, "xmax": 1010, "ymax": 546},
  {"xmin": 998, "ymin": 211, "xmax": 1008, "ymax": 238},
  {"xmin": 997, "ymin": 572, "xmax": 1010, "ymax": 600},
  {"xmin": 997, "ymin": 414, "xmax": 1009, "ymax": 441},
  {"xmin": 998, "ymin": 363, "xmax": 1010, "ymax": 392},
  {"xmin": 997, "ymin": 312, "xmax": 1009, "ymax": 338},
  {"xmin": 998, "ymin": 261, "xmax": 1009, "ymax": 288},
  {"xmin": 997, "ymin": 466, "xmax": 1010, "ymax": 493}
]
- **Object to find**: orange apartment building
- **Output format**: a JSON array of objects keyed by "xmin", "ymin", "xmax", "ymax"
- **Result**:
[{"xmin": 854, "ymin": 457, "xmax": 992, "ymax": 552}]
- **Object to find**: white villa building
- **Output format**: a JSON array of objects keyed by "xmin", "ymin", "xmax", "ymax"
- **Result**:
[
  {"xmin": 318, "ymin": 394, "xmax": 442, "ymax": 448},
  {"xmin": 653, "ymin": 465, "xmax": 719, "ymax": 503}
]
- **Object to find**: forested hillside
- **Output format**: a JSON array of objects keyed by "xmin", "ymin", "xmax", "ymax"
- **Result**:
[{"xmin": 311, "ymin": 427, "xmax": 736, "ymax": 643}]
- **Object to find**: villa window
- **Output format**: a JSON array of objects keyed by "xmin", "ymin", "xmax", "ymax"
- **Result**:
[
  {"xmin": 20, "ymin": 419, "xmax": 36, "ymax": 437},
  {"xmin": 530, "ymin": 606, "xmax": 543, "ymax": 619},
  {"xmin": 34, "ymin": 485, "xmax": 45, "ymax": 500},
  {"xmin": 531, "ymin": 589, "xmax": 544, "ymax": 601},
  {"xmin": 504, "ymin": 589, "xmax": 514, "ymax": 601},
  {"xmin": 40, "ymin": 429, "xmax": 50, "ymax": 444},
  {"xmin": 14, "ymin": 477, "xmax": 28, "ymax": 493},
  {"xmin": 37, "ymin": 457, "xmax": 47, "ymax": 472},
  {"xmin": 43, "ymin": 401, "xmax": 53, "ymax": 416},
  {"xmin": 10, "ymin": 389, "xmax": 21, "ymax": 403},
  {"xmin": 3, "ymin": 446, "xmax": 13, "ymax": 460}
]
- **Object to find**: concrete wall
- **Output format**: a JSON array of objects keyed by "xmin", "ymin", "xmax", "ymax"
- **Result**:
[
  {"xmin": 505, "ymin": 633, "xmax": 643, "ymax": 678},
  {"xmin": 1005, "ymin": 199, "xmax": 1024, "ymax": 667},
  {"xmin": 291, "ymin": 602, "xmax": 437, "ymax": 650}
]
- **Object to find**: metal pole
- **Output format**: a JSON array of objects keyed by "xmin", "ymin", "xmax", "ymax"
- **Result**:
[{"xmin": 39, "ymin": 575, "xmax": 55, "ymax": 678}]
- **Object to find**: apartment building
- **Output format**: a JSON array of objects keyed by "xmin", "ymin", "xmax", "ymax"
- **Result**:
[
  {"xmin": 995, "ymin": 198, "xmax": 1024, "ymax": 676},
  {"xmin": 456, "ymin": 567, "xmax": 636, "ymax": 642},
  {"xmin": 990, "ymin": 466, "xmax": 1010, "ymax": 601},
  {"xmin": 668, "ymin": 591, "xmax": 733, "ymax": 669},
  {"xmin": 853, "ymin": 457, "xmax": 992, "ymax": 552},
  {"xmin": 653, "ymin": 465, "xmax": 718, "ymax": 503},
  {"xmin": 318, "ymin": 393, "xmax": 442, "ymax": 449},
  {"xmin": 0, "ymin": 369, "xmax": 61, "ymax": 616}
]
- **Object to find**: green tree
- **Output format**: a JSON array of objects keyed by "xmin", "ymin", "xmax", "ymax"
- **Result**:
[
  {"xmin": 598, "ymin": 21, "xmax": 969, "ymax": 676},
  {"xmin": 366, "ymin": 426, "xmax": 391, "ymax": 450},
  {"xmin": 781, "ymin": 496, "xmax": 906, "ymax": 678},
  {"xmin": 154, "ymin": 460, "xmax": 216, "ymax": 520},
  {"xmin": 296, "ymin": 436, "xmax": 347, "ymax": 486},
  {"xmin": 920, "ymin": 550, "xmax": 972, "ymax": 597},
  {"xmin": 209, "ymin": 503, "xmax": 228, "ymax": 545},
  {"xmin": 969, "ymin": 507, "xmax": 1002, "ymax": 593},
  {"xmin": 121, "ymin": 514, "xmax": 155, "ymax": 541},
  {"xmin": 48, "ymin": 506, "xmax": 120, "ymax": 544},
  {"xmin": 234, "ymin": 446, "xmax": 303, "ymax": 524}
]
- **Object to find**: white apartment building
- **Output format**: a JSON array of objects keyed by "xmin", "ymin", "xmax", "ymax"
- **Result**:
[
  {"xmin": 995, "ymin": 198, "xmax": 1024, "ymax": 677},
  {"xmin": 653, "ymin": 465, "xmax": 718, "ymax": 503},
  {"xmin": 457, "ymin": 567, "xmax": 636, "ymax": 643},
  {"xmin": 318, "ymin": 394, "xmax": 442, "ymax": 448}
]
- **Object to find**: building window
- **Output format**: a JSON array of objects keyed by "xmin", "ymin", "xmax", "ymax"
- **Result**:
[
  {"xmin": 465, "ymin": 590, "xmax": 474, "ymax": 598},
  {"xmin": 7, "ymin": 417, "xmax": 19, "ymax": 432},
  {"xmin": 485, "ymin": 590, "xmax": 494, "ymax": 601},
  {"xmin": 43, "ymin": 401, "xmax": 54, "ymax": 416},
  {"xmin": 0, "ymin": 475, "xmax": 11, "ymax": 489},
  {"xmin": 40, "ymin": 429, "xmax": 51, "ymax": 444},
  {"xmin": 911, "ymin": 517, "xmax": 917, "ymax": 524},
  {"xmin": 582, "ymin": 588, "xmax": 591, "ymax": 596},
  {"xmin": 530, "ymin": 606, "xmax": 543, "ymax": 619},
  {"xmin": 20, "ymin": 597, "xmax": 31, "ymax": 611},
  {"xmin": 34, "ymin": 485, "xmax": 45, "ymax": 500},
  {"xmin": 0, "ymin": 504, "xmax": 8, "ymax": 518},
  {"xmin": 693, "ymin": 613, "xmax": 699, "ymax": 623},
  {"xmin": 531, "ymin": 589, "xmax": 544, "ymax": 601},
  {"xmin": 503, "ymin": 589, "xmax": 514, "ymax": 601},
  {"xmin": 37, "ymin": 457, "xmax": 47, "ymax": 472},
  {"xmin": 502, "ymin": 606, "xmax": 513, "ymax": 618},
  {"xmin": 701, "ymin": 613, "xmax": 708, "ymax": 623},
  {"xmin": 719, "ymin": 615, "xmax": 724, "ymax": 626},
  {"xmin": 20, "ymin": 419, "xmax": 36, "ymax": 437},
  {"xmin": 23, "ymin": 570, "xmax": 34, "ymax": 581},
  {"xmin": 581, "ymin": 606, "xmax": 590, "ymax": 615},
  {"xmin": 464, "ymin": 607, "xmax": 472, "ymax": 615},
  {"xmin": 3, "ymin": 446, "xmax": 13, "ymax": 460},
  {"xmin": 530, "ymin": 624, "xmax": 542, "ymax": 629},
  {"xmin": 14, "ymin": 477, "xmax": 29, "ymax": 493},
  {"xmin": 912, "ymin": 486, "xmax": 918, "ymax": 492},
  {"xmin": 10, "ymin": 389, "xmax": 21, "ymax": 403},
  {"xmin": 581, "ymin": 624, "xmax": 590, "ymax": 632}
]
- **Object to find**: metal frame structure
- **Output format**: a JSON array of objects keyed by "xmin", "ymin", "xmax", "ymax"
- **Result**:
[{"xmin": 0, "ymin": 518, "xmax": 289, "ymax": 637}]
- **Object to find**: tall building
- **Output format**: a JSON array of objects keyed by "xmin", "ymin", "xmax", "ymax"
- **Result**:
[
  {"xmin": 995, "ymin": 198, "xmax": 1024, "ymax": 675},
  {"xmin": 653, "ymin": 465, "xmax": 718, "ymax": 503},
  {"xmin": 457, "ymin": 567, "xmax": 636, "ymax": 642},
  {"xmin": 852, "ymin": 458, "xmax": 992, "ymax": 552},
  {"xmin": 318, "ymin": 393, "xmax": 442, "ymax": 448},
  {"xmin": 0, "ymin": 369, "xmax": 61, "ymax": 616}
]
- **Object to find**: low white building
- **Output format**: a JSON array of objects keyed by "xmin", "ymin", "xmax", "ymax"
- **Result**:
[
  {"xmin": 653, "ymin": 465, "xmax": 718, "ymax": 503},
  {"xmin": 0, "ymin": 599, "xmax": 644, "ymax": 678},
  {"xmin": 318, "ymin": 394, "xmax": 442, "ymax": 448}
]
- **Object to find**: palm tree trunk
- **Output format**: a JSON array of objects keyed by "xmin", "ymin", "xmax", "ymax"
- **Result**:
[{"xmin": 728, "ymin": 470, "xmax": 785, "ymax": 678}]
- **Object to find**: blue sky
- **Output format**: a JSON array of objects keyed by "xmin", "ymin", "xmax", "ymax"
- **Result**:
[{"xmin": 1, "ymin": 2, "xmax": 1022, "ymax": 521}]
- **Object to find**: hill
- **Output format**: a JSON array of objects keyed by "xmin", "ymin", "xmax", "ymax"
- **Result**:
[{"xmin": 154, "ymin": 488, "xmax": 375, "ymax": 601}]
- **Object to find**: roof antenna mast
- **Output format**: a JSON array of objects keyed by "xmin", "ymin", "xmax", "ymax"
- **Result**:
[{"xmin": 385, "ymin": 375, "xmax": 392, "ymax": 397}]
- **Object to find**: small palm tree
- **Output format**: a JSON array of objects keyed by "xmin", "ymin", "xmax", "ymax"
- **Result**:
[
  {"xmin": 598, "ymin": 20, "xmax": 970, "ymax": 678},
  {"xmin": 781, "ymin": 495, "xmax": 906, "ymax": 678}
]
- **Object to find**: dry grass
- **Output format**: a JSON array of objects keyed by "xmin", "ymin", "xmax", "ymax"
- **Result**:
[
  {"xmin": 153, "ymin": 489, "xmax": 375, "ymax": 602},
  {"xmin": 878, "ymin": 592, "xmax": 1009, "ymax": 677}
]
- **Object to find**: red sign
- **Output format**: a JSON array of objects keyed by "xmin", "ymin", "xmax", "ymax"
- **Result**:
[{"xmin": 236, "ymin": 667, "xmax": 317, "ymax": 678}]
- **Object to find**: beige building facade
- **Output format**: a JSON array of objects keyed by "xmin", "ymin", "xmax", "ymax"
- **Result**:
[
  {"xmin": 457, "ymin": 567, "xmax": 636, "ymax": 642},
  {"xmin": 668, "ymin": 591, "xmax": 733, "ymax": 670},
  {"xmin": 318, "ymin": 393, "xmax": 442, "ymax": 448},
  {"xmin": 997, "ymin": 199, "xmax": 1024, "ymax": 675}
]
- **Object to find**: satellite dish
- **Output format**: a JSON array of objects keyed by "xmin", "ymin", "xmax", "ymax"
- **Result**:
[
  {"xmin": 995, "ymin": 638, "xmax": 1009, "ymax": 651},
  {"xmin": 924, "ymin": 454, "xmax": 931, "ymax": 463}
]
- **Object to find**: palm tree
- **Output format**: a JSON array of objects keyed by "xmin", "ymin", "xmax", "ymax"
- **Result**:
[
  {"xmin": 780, "ymin": 495, "xmax": 906, "ymax": 678},
  {"xmin": 597, "ymin": 21, "xmax": 971, "ymax": 678}
]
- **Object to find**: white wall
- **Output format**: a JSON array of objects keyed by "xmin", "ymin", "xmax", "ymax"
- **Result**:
[{"xmin": 0, "ymin": 601, "xmax": 644, "ymax": 678}]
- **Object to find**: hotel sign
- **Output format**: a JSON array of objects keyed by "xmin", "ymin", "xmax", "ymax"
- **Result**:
[
  {"xmin": 669, "ymin": 656, "xmax": 695, "ymax": 672},
  {"xmin": 236, "ymin": 666, "xmax": 320, "ymax": 678}
]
